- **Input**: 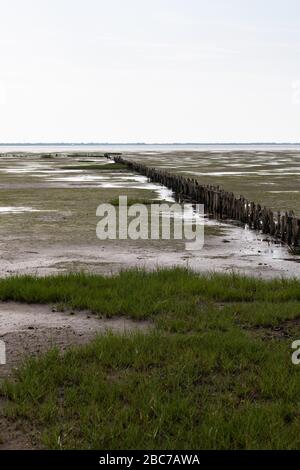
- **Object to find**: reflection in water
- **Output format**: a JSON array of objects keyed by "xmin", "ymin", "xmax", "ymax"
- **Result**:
[{"xmin": 0, "ymin": 206, "xmax": 53, "ymax": 214}]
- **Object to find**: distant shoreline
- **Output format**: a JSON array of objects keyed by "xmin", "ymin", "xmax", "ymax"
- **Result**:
[
  {"xmin": 1, "ymin": 142, "xmax": 300, "ymax": 153},
  {"xmin": 1, "ymin": 142, "xmax": 300, "ymax": 146}
]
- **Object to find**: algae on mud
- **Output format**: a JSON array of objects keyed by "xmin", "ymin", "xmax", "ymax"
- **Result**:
[
  {"xmin": 0, "ymin": 151, "xmax": 300, "ymax": 278},
  {"xmin": 123, "ymin": 150, "xmax": 300, "ymax": 216}
]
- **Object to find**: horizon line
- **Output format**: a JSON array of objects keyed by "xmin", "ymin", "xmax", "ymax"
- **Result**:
[{"xmin": 1, "ymin": 142, "xmax": 300, "ymax": 146}]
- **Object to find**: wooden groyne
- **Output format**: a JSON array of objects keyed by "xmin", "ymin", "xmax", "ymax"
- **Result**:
[{"xmin": 114, "ymin": 155, "xmax": 300, "ymax": 247}]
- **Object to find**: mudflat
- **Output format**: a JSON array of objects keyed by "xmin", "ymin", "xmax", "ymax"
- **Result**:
[{"xmin": 0, "ymin": 151, "xmax": 300, "ymax": 278}]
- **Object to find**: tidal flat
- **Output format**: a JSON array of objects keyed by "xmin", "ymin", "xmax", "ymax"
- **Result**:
[
  {"xmin": 124, "ymin": 150, "xmax": 300, "ymax": 216},
  {"xmin": 1, "ymin": 150, "xmax": 300, "ymax": 450},
  {"xmin": 0, "ymin": 151, "xmax": 300, "ymax": 278}
]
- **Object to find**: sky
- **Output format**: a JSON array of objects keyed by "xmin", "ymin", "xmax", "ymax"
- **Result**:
[{"xmin": 0, "ymin": 0, "xmax": 300, "ymax": 143}]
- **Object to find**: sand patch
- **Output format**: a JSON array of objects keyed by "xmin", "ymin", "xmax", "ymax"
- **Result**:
[{"xmin": 0, "ymin": 302, "xmax": 150, "ymax": 379}]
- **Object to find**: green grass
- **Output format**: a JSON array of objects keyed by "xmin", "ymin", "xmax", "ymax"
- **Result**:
[
  {"xmin": 2, "ymin": 268, "xmax": 300, "ymax": 449},
  {"xmin": 1, "ymin": 269, "xmax": 300, "ymax": 318},
  {"xmin": 59, "ymin": 163, "xmax": 127, "ymax": 171}
]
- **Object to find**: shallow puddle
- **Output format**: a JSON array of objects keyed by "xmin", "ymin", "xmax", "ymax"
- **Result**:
[{"xmin": 0, "ymin": 206, "xmax": 40, "ymax": 214}]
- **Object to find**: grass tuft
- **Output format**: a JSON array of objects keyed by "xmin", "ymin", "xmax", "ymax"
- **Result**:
[{"xmin": 2, "ymin": 268, "xmax": 300, "ymax": 449}]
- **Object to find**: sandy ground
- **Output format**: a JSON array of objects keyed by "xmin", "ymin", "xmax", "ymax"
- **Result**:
[
  {"xmin": 1, "ymin": 224, "xmax": 300, "ymax": 279},
  {"xmin": 0, "ymin": 302, "xmax": 150, "ymax": 450},
  {"xmin": 0, "ymin": 302, "xmax": 150, "ymax": 379}
]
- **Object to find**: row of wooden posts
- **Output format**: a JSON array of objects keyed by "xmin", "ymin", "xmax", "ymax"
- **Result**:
[{"xmin": 114, "ymin": 155, "xmax": 300, "ymax": 247}]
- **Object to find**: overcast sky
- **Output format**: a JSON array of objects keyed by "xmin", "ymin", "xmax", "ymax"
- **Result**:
[{"xmin": 0, "ymin": 0, "xmax": 300, "ymax": 143}]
